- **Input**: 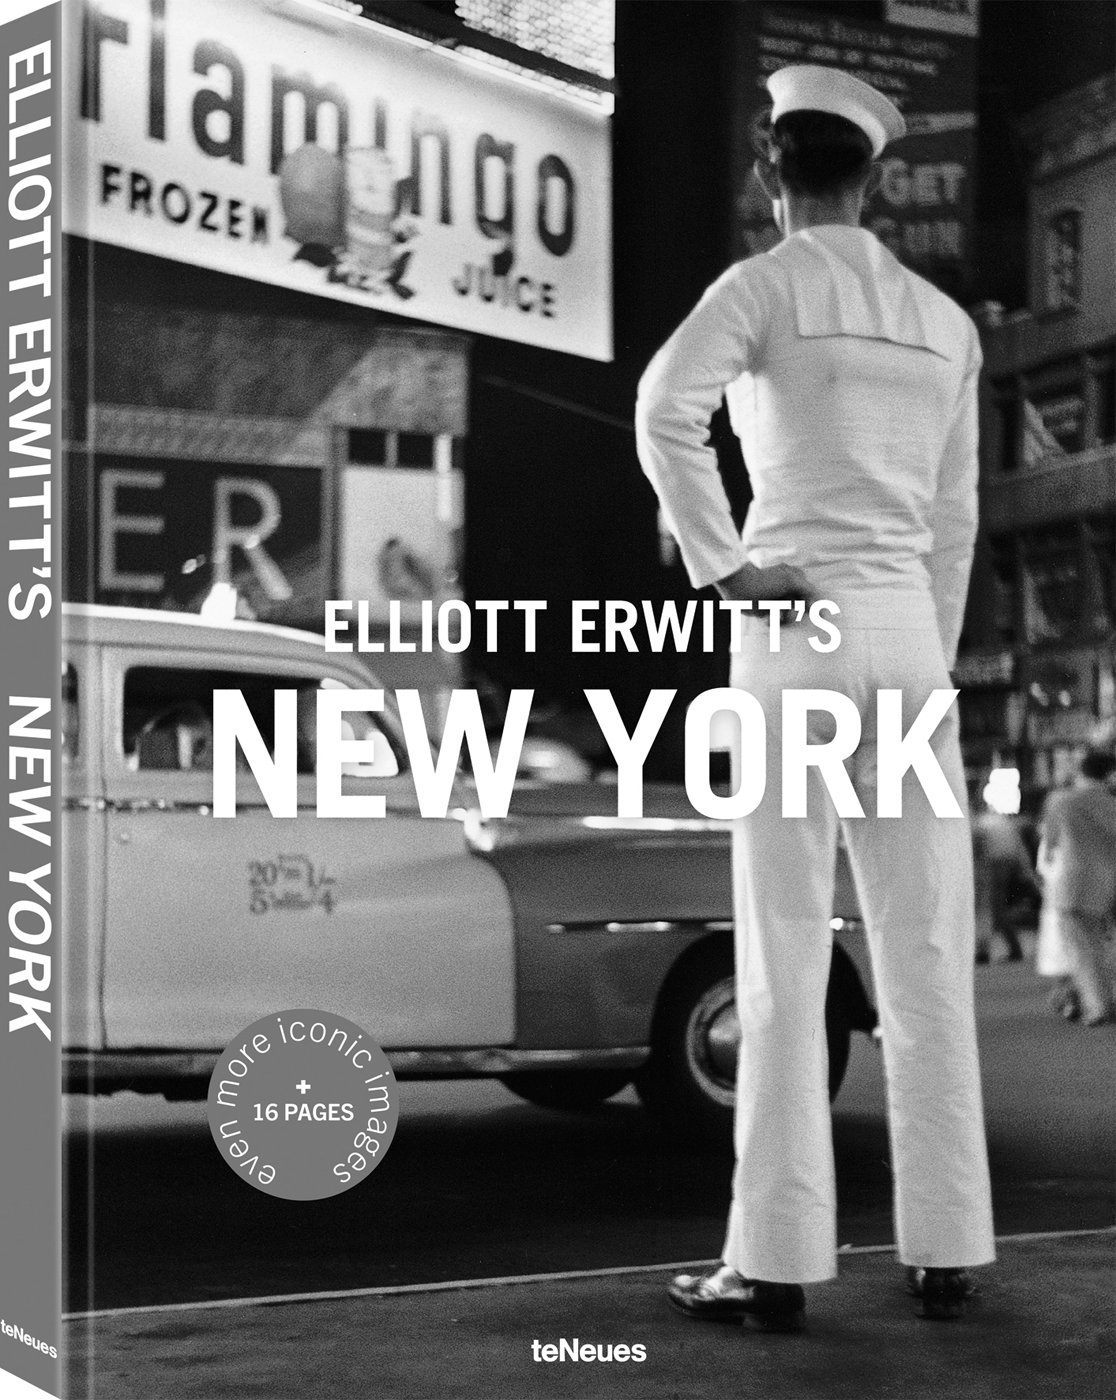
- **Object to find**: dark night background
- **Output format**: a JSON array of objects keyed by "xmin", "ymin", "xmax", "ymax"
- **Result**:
[
  {"xmin": 68, "ymin": 1, "xmax": 1116, "ymax": 772},
  {"xmin": 462, "ymin": 1, "xmax": 1116, "ymax": 769}
]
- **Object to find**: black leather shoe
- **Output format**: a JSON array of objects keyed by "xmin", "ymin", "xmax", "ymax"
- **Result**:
[
  {"xmin": 906, "ymin": 1267, "xmax": 977, "ymax": 1320},
  {"xmin": 668, "ymin": 1265, "xmax": 806, "ymax": 1333}
]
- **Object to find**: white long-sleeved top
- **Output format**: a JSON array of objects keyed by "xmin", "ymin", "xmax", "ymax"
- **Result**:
[
  {"xmin": 635, "ymin": 225, "xmax": 981, "ymax": 665},
  {"xmin": 1038, "ymin": 779, "xmax": 1116, "ymax": 915}
]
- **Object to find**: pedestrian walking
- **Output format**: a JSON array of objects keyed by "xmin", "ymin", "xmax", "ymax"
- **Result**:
[
  {"xmin": 635, "ymin": 63, "xmax": 995, "ymax": 1331},
  {"xmin": 972, "ymin": 797, "xmax": 1039, "ymax": 964},
  {"xmin": 1036, "ymin": 749, "xmax": 1116, "ymax": 1026}
]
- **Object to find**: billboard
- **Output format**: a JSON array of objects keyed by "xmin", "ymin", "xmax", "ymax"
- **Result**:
[
  {"xmin": 736, "ymin": 4, "xmax": 978, "ymax": 296},
  {"xmin": 63, "ymin": 0, "xmax": 613, "ymax": 360},
  {"xmin": 67, "ymin": 454, "xmax": 331, "ymax": 626},
  {"xmin": 884, "ymin": 0, "xmax": 979, "ymax": 37}
]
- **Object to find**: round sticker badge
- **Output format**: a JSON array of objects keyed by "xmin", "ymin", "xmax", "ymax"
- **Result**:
[{"xmin": 206, "ymin": 1010, "xmax": 399, "ymax": 1200}]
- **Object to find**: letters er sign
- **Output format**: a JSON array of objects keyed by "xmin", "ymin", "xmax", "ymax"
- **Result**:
[{"xmin": 89, "ymin": 455, "xmax": 328, "ymax": 623}]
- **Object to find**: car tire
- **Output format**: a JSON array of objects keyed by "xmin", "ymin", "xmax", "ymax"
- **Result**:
[
  {"xmin": 635, "ymin": 941, "xmax": 854, "ymax": 1145},
  {"xmin": 499, "ymin": 1068, "xmax": 632, "ymax": 1111}
]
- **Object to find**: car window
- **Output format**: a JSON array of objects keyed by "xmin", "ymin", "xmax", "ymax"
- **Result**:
[
  {"xmin": 121, "ymin": 666, "xmax": 401, "ymax": 777},
  {"xmin": 61, "ymin": 662, "xmax": 78, "ymax": 761},
  {"xmin": 309, "ymin": 678, "xmax": 400, "ymax": 778}
]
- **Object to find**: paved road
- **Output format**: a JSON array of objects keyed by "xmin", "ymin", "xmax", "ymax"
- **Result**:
[
  {"xmin": 64, "ymin": 962, "xmax": 1114, "ymax": 1314},
  {"xmin": 67, "ymin": 1234, "xmax": 1116, "ymax": 1400}
]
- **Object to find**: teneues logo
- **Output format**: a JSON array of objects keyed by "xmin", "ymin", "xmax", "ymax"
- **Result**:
[
  {"xmin": 532, "ymin": 1339, "xmax": 647, "ymax": 1364},
  {"xmin": 1, "ymin": 1320, "xmax": 59, "ymax": 1360},
  {"xmin": 63, "ymin": 0, "xmax": 613, "ymax": 359}
]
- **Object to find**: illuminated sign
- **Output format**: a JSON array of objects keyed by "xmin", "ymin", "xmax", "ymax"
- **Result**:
[
  {"xmin": 67, "ymin": 454, "xmax": 330, "ymax": 626},
  {"xmin": 884, "ymin": 1, "xmax": 979, "ymax": 38},
  {"xmin": 63, "ymin": 0, "xmax": 613, "ymax": 360},
  {"xmin": 737, "ymin": 5, "xmax": 978, "ymax": 295}
]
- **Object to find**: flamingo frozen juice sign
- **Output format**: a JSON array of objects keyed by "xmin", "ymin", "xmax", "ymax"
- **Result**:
[{"xmin": 63, "ymin": 0, "xmax": 613, "ymax": 360}]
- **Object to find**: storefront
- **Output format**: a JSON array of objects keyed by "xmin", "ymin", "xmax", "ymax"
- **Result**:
[
  {"xmin": 62, "ymin": 0, "xmax": 612, "ymax": 689},
  {"xmin": 1022, "ymin": 643, "xmax": 1116, "ymax": 790},
  {"xmin": 954, "ymin": 649, "xmax": 1023, "ymax": 776}
]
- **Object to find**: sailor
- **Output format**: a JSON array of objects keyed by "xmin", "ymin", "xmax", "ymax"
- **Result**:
[{"xmin": 635, "ymin": 63, "xmax": 995, "ymax": 1331}]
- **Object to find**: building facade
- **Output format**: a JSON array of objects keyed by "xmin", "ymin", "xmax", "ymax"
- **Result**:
[{"xmin": 959, "ymin": 74, "xmax": 1116, "ymax": 797}]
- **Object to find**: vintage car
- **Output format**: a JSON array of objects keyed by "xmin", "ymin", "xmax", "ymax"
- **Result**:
[{"xmin": 61, "ymin": 603, "xmax": 877, "ymax": 1140}]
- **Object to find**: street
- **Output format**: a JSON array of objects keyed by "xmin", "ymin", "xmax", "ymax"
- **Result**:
[{"xmin": 64, "ymin": 961, "xmax": 1114, "ymax": 1316}]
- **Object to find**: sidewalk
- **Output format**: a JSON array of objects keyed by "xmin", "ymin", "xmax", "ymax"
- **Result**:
[{"xmin": 65, "ymin": 1230, "xmax": 1114, "ymax": 1400}]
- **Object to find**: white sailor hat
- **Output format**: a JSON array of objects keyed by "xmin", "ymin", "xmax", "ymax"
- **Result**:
[{"xmin": 766, "ymin": 64, "xmax": 906, "ymax": 157}]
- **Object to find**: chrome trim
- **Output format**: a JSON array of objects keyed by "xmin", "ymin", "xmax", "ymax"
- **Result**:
[
  {"xmin": 96, "ymin": 797, "xmax": 431, "ymax": 817},
  {"xmin": 546, "ymin": 916, "xmax": 733, "ymax": 936},
  {"xmin": 64, "ymin": 1051, "xmax": 221, "ymax": 1086},
  {"xmin": 63, "ymin": 1044, "xmax": 647, "ymax": 1090},
  {"xmin": 457, "ymin": 808, "xmax": 734, "ymax": 853},
  {"xmin": 386, "ymin": 1046, "xmax": 647, "ymax": 1076},
  {"xmin": 831, "ymin": 917, "xmax": 866, "ymax": 936},
  {"xmin": 578, "ymin": 815, "xmax": 731, "ymax": 833},
  {"xmin": 545, "ymin": 916, "xmax": 866, "ymax": 938},
  {"xmin": 105, "ymin": 798, "xmax": 194, "ymax": 813},
  {"xmin": 74, "ymin": 794, "xmax": 734, "ymax": 829}
]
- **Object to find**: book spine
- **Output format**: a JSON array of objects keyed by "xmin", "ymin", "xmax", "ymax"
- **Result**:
[{"xmin": 1, "ymin": 1, "xmax": 63, "ymax": 1396}]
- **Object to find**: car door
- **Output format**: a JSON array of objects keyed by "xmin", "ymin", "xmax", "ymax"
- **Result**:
[{"xmin": 100, "ymin": 643, "xmax": 516, "ymax": 1050}]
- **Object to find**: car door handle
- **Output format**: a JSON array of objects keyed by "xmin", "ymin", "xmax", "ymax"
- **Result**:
[{"xmin": 65, "ymin": 796, "xmax": 108, "ymax": 812}]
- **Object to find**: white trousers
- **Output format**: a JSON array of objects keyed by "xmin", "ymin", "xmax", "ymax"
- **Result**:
[
  {"xmin": 721, "ymin": 618, "xmax": 996, "ymax": 1283},
  {"xmin": 1058, "ymin": 910, "xmax": 1116, "ymax": 1023}
]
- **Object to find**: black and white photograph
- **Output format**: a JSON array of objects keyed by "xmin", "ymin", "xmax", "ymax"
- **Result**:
[{"xmin": 0, "ymin": 0, "xmax": 1113, "ymax": 1397}]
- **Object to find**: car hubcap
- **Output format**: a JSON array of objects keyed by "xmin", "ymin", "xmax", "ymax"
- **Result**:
[{"xmin": 684, "ymin": 976, "xmax": 738, "ymax": 1107}]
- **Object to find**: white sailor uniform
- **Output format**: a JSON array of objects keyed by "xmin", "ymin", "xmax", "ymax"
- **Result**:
[{"xmin": 635, "ymin": 224, "xmax": 996, "ymax": 1282}]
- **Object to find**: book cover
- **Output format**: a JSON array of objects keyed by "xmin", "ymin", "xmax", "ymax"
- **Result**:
[{"xmin": 2, "ymin": 2, "xmax": 1114, "ymax": 1398}]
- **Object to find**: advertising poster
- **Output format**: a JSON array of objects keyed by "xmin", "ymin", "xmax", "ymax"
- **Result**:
[
  {"xmin": 62, "ymin": 0, "xmax": 613, "ymax": 360},
  {"xmin": 736, "ymin": 3, "xmax": 978, "ymax": 296},
  {"xmin": 1, "ymin": 1, "xmax": 1114, "ymax": 1399}
]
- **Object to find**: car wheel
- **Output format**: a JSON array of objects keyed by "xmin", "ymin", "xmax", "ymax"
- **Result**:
[
  {"xmin": 499, "ymin": 1068, "xmax": 633, "ymax": 1111},
  {"xmin": 636, "ymin": 942, "xmax": 854, "ymax": 1144}
]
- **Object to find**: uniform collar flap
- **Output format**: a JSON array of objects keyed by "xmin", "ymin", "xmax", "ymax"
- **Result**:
[{"xmin": 772, "ymin": 228, "xmax": 954, "ymax": 358}]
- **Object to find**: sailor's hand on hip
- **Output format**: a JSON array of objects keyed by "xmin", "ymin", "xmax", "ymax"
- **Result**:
[{"xmin": 715, "ymin": 561, "xmax": 817, "ymax": 616}]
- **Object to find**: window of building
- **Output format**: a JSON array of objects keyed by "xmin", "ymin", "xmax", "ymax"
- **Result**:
[
  {"xmin": 1084, "ymin": 514, "xmax": 1115, "ymax": 634},
  {"xmin": 988, "ymin": 533, "xmax": 1020, "ymax": 644},
  {"xmin": 994, "ymin": 342, "xmax": 1116, "ymax": 472},
  {"xmin": 347, "ymin": 429, "xmax": 436, "ymax": 470},
  {"xmin": 347, "ymin": 429, "xmax": 388, "ymax": 465},
  {"xmin": 1021, "ymin": 524, "xmax": 1090, "ymax": 645},
  {"xmin": 1091, "ymin": 347, "xmax": 1115, "ymax": 446},
  {"xmin": 397, "ymin": 432, "xmax": 436, "ymax": 468},
  {"xmin": 1023, "ymin": 386, "xmax": 1085, "ymax": 459},
  {"xmin": 992, "ymin": 389, "xmax": 1020, "ymax": 474},
  {"xmin": 1043, "ymin": 207, "xmax": 1081, "ymax": 312},
  {"xmin": 959, "ymin": 690, "xmax": 1014, "ymax": 747},
  {"xmin": 1020, "ymin": 359, "xmax": 1086, "ymax": 465},
  {"xmin": 1026, "ymin": 654, "xmax": 1093, "ymax": 717}
]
